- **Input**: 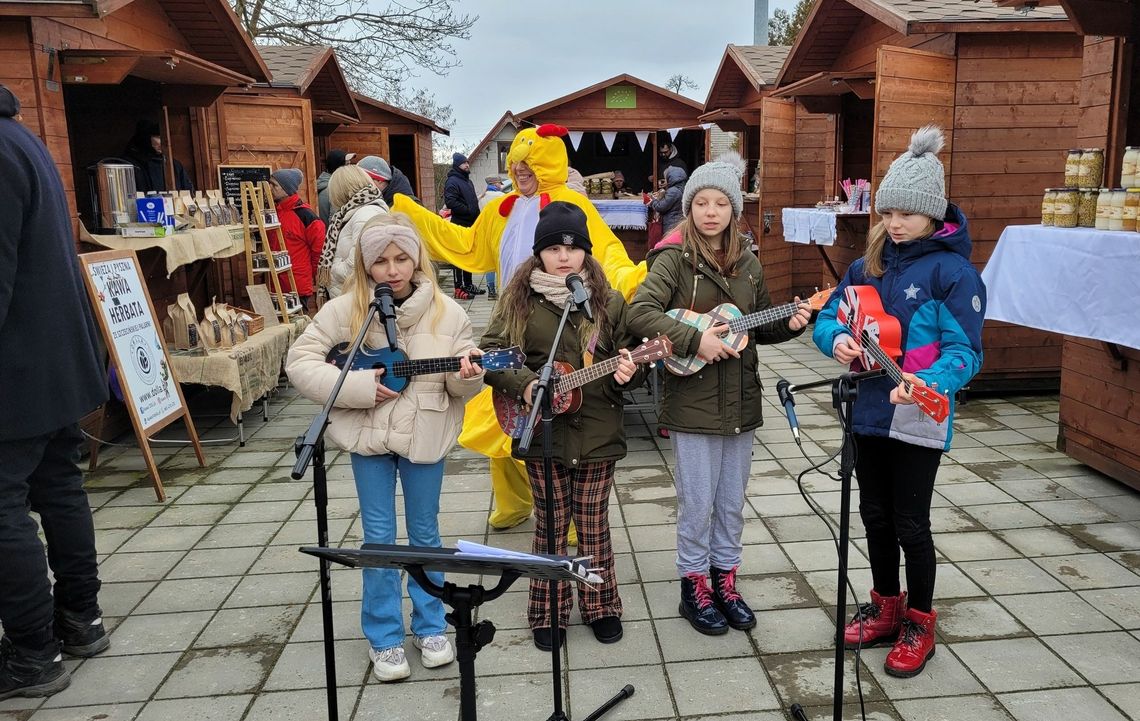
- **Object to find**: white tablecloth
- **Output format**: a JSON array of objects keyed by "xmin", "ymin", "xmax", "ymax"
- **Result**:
[
  {"xmin": 82, "ymin": 224, "xmax": 245, "ymax": 277},
  {"xmin": 592, "ymin": 199, "xmax": 648, "ymax": 230},
  {"xmin": 782, "ymin": 208, "xmax": 838, "ymax": 245},
  {"xmin": 981, "ymin": 225, "xmax": 1140, "ymax": 350}
]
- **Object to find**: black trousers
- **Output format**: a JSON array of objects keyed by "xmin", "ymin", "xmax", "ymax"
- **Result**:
[
  {"xmin": 0, "ymin": 423, "xmax": 101, "ymax": 649},
  {"xmin": 853, "ymin": 433, "xmax": 942, "ymax": 613},
  {"xmin": 451, "ymin": 267, "xmax": 473, "ymax": 289}
]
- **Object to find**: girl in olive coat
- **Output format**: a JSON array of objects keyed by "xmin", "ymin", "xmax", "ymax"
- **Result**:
[
  {"xmin": 627, "ymin": 155, "xmax": 811, "ymax": 636},
  {"xmin": 481, "ymin": 202, "xmax": 640, "ymax": 652}
]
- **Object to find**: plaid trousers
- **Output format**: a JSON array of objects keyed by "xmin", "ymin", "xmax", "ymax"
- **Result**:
[{"xmin": 526, "ymin": 460, "xmax": 622, "ymax": 628}]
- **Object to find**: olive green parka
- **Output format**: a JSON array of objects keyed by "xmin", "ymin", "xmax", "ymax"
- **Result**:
[
  {"xmin": 481, "ymin": 289, "xmax": 646, "ymax": 467},
  {"xmin": 626, "ymin": 243, "xmax": 802, "ymax": 435}
]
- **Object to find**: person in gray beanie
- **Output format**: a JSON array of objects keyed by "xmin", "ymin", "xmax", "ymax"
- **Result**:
[
  {"xmin": 811, "ymin": 125, "xmax": 986, "ymax": 679},
  {"xmin": 874, "ymin": 125, "xmax": 948, "ymax": 221},
  {"xmin": 271, "ymin": 168, "xmax": 303, "ymax": 197},
  {"xmin": 627, "ymin": 151, "xmax": 810, "ymax": 637}
]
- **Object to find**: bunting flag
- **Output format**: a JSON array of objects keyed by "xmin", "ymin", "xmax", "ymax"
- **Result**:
[
  {"xmin": 600, "ymin": 131, "xmax": 618, "ymax": 152},
  {"xmin": 667, "ymin": 127, "xmax": 682, "ymax": 141},
  {"xmin": 568, "ymin": 131, "xmax": 584, "ymax": 151},
  {"xmin": 634, "ymin": 131, "xmax": 650, "ymax": 151}
]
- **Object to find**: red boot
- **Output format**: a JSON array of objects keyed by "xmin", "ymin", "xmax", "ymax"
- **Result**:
[
  {"xmin": 885, "ymin": 607, "xmax": 937, "ymax": 678},
  {"xmin": 843, "ymin": 590, "xmax": 906, "ymax": 649}
]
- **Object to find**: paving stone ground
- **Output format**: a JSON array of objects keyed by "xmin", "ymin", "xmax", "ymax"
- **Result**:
[{"xmin": 4, "ymin": 293, "xmax": 1140, "ymax": 720}]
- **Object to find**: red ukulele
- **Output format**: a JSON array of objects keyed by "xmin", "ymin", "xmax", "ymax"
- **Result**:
[
  {"xmin": 836, "ymin": 285, "xmax": 950, "ymax": 423},
  {"xmin": 493, "ymin": 336, "xmax": 673, "ymax": 439}
]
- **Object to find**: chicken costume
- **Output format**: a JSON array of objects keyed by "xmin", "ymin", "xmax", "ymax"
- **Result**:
[{"xmin": 392, "ymin": 124, "xmax": 647, "ymax": 528}]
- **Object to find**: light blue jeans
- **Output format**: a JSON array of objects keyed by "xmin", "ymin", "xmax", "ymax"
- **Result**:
[{"xmin": 351, "ymin": 453, "xmax": 447, "ymax": 651}]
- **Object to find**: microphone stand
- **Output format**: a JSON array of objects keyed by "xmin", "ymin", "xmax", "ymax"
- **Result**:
[
  {"xmin": 518, "ymin": 299, "xmax": 633, "ymax": 721},
  {"xmin": 291, "ymin": 289, "xmax": 389, "ymax": 721},
  {"xmin": 781, "ymin": 368, "xmax": 885, "ymax": 721}
]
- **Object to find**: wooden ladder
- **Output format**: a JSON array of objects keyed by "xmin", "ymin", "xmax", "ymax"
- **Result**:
[{"xmin": 241, "ymin": 180, "xmax": 302, "ymax": 320}]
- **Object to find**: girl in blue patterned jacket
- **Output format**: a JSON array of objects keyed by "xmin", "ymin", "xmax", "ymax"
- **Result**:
[{"xmin": 813, "ymin": 126, "xmax": 985, "ymax": 679}]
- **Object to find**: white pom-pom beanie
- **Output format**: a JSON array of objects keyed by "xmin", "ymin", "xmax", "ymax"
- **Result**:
[
  {"xmin": 683, "ymin": 152, "xmax": 747, "ymax": 218},
  {"xmin": 874, "ymin": 125, "xmax": 949, "ymax": 221}
]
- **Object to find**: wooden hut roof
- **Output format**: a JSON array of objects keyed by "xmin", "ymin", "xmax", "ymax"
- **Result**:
[
  {"xmin": 0, "ymin": 0, "xmax": 271, "ymax": 82},
  {"xmin": 777, "ymin": 0, "xmax": 1072, "ymax": 85},
  {"xmin": 517, "ymin": 73, "xmax": 703, "ymax": 119},
  {"xmin": 257, "ymin": 45, "xmax": 359, "ymax": 123},
  {"xmin": 993, "ymin": 0, "xmax": 1133, "ymax": 36},
  {"xmin": 351, "ymin": 92, "xmax": 450, "ymax": 135},
  {"xmin": 704, "ymin": 45, "xmax": 791, "ymax": 112}
]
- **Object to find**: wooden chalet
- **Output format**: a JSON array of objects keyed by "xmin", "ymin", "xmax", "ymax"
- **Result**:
[
  {"xmin": 765, "ymin": 0, "xmax": 1079, "ymax": 392},
  {"xmin": 516, "ymin": 74, "xmax": 708, "ymax": 195},
  {"xmin": 0, "ymin": 0, "xmax": 269, "ymax": 234},
  {"xmin": 993, "ymin": 0, "xmax": 1140, "ymax": 489},
  {"xmin": 329, "ymin": 92, "xmax": 449, "ymax": 210},
  {"xmin": 701, "ymin": 44, "xmax": 799, "ymax": 301}
]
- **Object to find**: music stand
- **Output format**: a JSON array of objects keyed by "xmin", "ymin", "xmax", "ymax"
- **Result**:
[
  {"xmin": 300, "ymin": 544, "xmax": 634, "ymax": 721},
  {"xmin": 780, "ymin": 368, "xmax": 885, "ymax": 721}
]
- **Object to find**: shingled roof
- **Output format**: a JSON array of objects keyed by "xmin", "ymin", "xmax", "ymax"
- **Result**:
[
  {"xmin": 256, "ymin": 45, "xmax": 358, "ymax": 122},
  {"xmin": 703, "ymin": 45, "xmax": 791, "ymax": 114},
  {"xmin": 863, "ymin": 0, "xmax": 1067, "ymax": 22}
]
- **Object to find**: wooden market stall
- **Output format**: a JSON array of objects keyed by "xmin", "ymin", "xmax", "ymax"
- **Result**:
[
  {"xmin": 768, "ymin": 0, "xmax": 1079, "ymax": 392},
  {"xmin": 329, "ymin": 92, "xmax": 450, "ymax": 210},
  {"xmin": 515, "ymin": 74, "xmax": 709, "ymax": 261},
  {"xmin": 985, "ymin": 0, "xmax": 1140, "ymax": 490},
  {"xmin": 467, "ymin": 111, "xmax": 522, "ymax": 192},
  {"xmin": 701, "ymin": 44, "xmax": 817, "ymax": 303}
]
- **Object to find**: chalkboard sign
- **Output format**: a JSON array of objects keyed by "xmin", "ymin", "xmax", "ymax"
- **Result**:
[{"xmin": 218, "ymin": 164, "xmax": 272, "ymax": 206}]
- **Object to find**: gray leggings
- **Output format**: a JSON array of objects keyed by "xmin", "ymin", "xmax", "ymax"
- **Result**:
[{"xmin": 671, "ymin": 430, "xmax": 754, "ymax": 576}]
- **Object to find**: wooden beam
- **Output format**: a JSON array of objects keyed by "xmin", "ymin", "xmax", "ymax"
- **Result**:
[
  {"xmin": 1059, "ymin": 0, "xmax": 1135, "ymax": 36},
  {"xmin": 60, "ymin": 56, "xmax": 136, "ymax": 85},
  {"xmin": 0, "ymin": 2, "xmax": 94, "ymax": 17},
  {"xmin": 909, "ymin": 20, "xmax": 1073, "ymax": 34},
  {"xmin": 94, "ymin": 0, "xmax": 136, "ymax": 16}
]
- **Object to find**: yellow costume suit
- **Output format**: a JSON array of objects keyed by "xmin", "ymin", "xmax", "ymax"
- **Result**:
[{"xmin": 393, "ymin": 125, "xmax": 647, "ymax": 529}]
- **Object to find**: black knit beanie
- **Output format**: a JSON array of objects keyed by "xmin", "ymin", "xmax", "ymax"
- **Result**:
[{"xmin": 533, "ymin": 201, "xmax": 593, "ymax": 255}]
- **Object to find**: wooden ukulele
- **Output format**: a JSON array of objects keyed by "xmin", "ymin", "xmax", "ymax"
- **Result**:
[
  {"xmin": 325, "ymin": 344, "xmax": 525, "ymax": 393},
  {"xmin": 664, "ymin": 287, "xmax": 832, "ymax": 376},
  {"xmin": 493, "ymin": 336, "xmax": 674, "ymax": 439},
  {"xmin": 837, "ymin": 285, "xmax": 950, "ymax": 423}
]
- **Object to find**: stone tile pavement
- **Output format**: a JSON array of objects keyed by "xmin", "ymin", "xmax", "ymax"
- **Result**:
[{"xmin": 4, "ymin": 293, "xmax": 1140, "ymax": 721}]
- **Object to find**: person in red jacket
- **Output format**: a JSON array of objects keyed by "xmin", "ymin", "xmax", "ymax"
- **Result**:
[{"xmin": 270, "ymin": 169, "xmax": 325, "ymax": 313}]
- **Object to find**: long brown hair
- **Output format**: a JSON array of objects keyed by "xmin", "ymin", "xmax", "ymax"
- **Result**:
[
  {"xmin": 496, "ymin": 255, "xmax": 612, "ymax": 351},
  {"xmin": 862, "ymin": 216, "xmax": 936, "ymax": 278},
  {"xmin": 679, "ymin": 209, "xmax": 745, "ymax": 277}
]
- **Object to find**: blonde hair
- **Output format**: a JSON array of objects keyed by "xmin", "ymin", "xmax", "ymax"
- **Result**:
[
  {"xmin": 679, "ymin": 206, "xmax": 744, "ymax": 277},
  {"xmin": 862, "ymin": 215, "xmax": 936, "ymax": 278},
  {"xmin": 329, "ymin": 165, "xmax": 374, "ymax": 208},
  {"xmin": 344, "ymin": 212, "xmax": 447, "ymax": 334}
]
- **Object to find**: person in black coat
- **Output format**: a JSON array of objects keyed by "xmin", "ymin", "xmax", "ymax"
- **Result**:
[
  {"xmin": 442, "ymin": 153, "xmax": 482, "ymax": 297},
  {"xmin": 121, "ymin": 119, "xmax": 193, "ymax": 194},
  {"xmin": 0, "ymin": 84, "xmax": 110, "ymax": 700}
]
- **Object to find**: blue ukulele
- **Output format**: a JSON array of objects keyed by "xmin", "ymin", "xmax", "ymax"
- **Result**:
[{"xmin": 325, "ymin": 344, "xmax": 526, "ymax": 393}]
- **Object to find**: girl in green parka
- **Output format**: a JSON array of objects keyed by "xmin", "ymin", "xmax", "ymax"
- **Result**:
[
  {"xmin": 627, "ymin": 155, "xmax": 811, "ymax": 636},
  {"xmin": 481, "ymin": 202, "xmax": 640, "ymax": 652}
]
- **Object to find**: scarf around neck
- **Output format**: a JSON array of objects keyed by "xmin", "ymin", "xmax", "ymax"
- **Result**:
[
  {"xmin": 529, "ymin": 268, "xmax": 590, "ymax": 309},
  {"xmin": 317, "ymin": 184, "xmax": 386, "ymax": 291}
]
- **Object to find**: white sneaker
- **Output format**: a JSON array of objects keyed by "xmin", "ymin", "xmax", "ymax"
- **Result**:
[
  {"xmin": 368, "ymin": 646, "xmax": 410, "ymax": 682},
  {"xmin": 413, "ymin": 634, "xmax": 455, "ymax": 668}
]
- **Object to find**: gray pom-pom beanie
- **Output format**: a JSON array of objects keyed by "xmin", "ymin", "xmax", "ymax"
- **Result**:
[
  {"xmin": 874, "ymin": 125, "xmax": 948, "ymax": 220},
  {"xmin": 683, "ymin": 152, "xmax": 746, "ymax": 218}
]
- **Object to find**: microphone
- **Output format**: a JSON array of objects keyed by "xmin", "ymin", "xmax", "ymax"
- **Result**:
[
  {"xmin": 565, "ymin": 273, "xmax": 593, "ymax": 321},
  {"xmin": 374, "ymin": 283, "xmax": 398, "ymax": 352},
  {"xmin": 776, "ymin": 378, "xmax": 800, "ymax": 443}
]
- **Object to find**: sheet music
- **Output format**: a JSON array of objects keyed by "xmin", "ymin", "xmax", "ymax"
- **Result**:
[{"xmin": 455, "ymin": 540, "xmax": 603, "ymax": 584}]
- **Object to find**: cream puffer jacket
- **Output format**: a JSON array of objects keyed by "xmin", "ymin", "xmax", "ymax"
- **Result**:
[
  {"xmin": 328, "ymin": 202, "xmax": 386, "ymax": 298},
  {"xmin": 286, "ymin": 272, "xmax": 482, "ymax": 462}
]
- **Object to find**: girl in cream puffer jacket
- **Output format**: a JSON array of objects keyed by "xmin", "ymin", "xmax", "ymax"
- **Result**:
[{"xmin": 285, "ymin": 213, "xmax": 483, "ymax": 681}]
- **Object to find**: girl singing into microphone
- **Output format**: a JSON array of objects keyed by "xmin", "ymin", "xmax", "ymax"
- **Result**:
[
  {"xmin": 480, "ymin": 201, "xmax": 640, "ymax": 651},
  {"xmin": 286, "ymin": 213, "xmax": 485, "ymax": 682}
]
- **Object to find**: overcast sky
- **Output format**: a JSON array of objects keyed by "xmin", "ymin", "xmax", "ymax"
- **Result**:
[{"xmin": 413, "ymin": 0, "xmax": 800, "ymax": 151}]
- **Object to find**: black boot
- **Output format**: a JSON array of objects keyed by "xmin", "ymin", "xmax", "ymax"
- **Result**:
[
  {"xmin": 54, "ymin": 606, "xmax": 110, "ymax": 657},
  {"xmin": 679, "ymin": 573, "xmax": 729, "ymax": 635},
  {"xmin": 711, "ymin": 566, "xmax": 756, "ymax": 630},
  {"xmin": 0, "ymin": 636, "xmax": 70, "ymax": 701}
]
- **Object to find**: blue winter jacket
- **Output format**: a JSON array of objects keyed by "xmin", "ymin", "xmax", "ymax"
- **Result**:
[{"xmin": 812, "ymin": 204, "xmax": 986, "ymax": 451}]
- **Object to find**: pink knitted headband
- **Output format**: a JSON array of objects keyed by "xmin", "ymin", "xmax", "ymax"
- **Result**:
[{"xmin": 359, "ymin": 224, "xmax": 421, "ymax": 268}]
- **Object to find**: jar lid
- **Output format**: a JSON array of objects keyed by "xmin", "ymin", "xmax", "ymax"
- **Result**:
[
  {"xmin": 1082, "ymin": 148, "xmax": 1103, "ymax": 153},
  {"xmin": 1101, "ymin": 187, "xmax": 1112, "ymax": 191},
  {"xmin": 1128, "ymin": 188, "xmax": 1140, "ymax": 192},
  {"xmin": 1068, "ymin": 148, "xmax": 1083, "ymax": 153},
  {"xmin": 1079, "ymin": 188, "xmax": 1098, "ymax": 192}
]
